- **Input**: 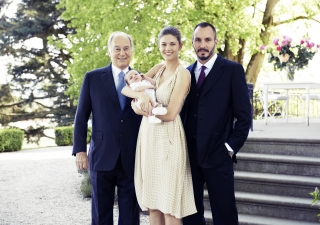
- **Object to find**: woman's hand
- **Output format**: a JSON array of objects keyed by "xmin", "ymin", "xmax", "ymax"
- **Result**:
[
  {"xmin": 131, "ymin": 100, "xmax": 148, "ymax": 117},
  {"xmin": 139, "ymin": 92, "xmax": 155, "ymax": 112}
]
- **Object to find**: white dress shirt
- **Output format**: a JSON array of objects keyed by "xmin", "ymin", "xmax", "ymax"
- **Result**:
[
  {"xmin": 195, "ymin": 53, "xmax": 217, "ymax": 83},
  {"xmin": 112, "ymin": 65, "xmax": 129, "ymax": 88}
]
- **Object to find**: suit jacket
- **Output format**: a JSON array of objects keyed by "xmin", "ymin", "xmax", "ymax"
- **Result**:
[
  {"xmin": 72, "ymin": 63, "xmax": 142, "ymax": 178},
  {"xmin": 182, "ymin": 54, "xmax": 251, "ymax": 168}
]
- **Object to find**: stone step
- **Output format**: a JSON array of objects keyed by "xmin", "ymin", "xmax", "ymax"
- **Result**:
[
  {"xmin": 204, "ymin": 191, "xmax": 319, "ymax": 222},
  {"xmin": 204, "ymin": 211, "xmax": 320, "ymax": 225},
  {"xmin": 234, "ymin": 171, "xmax": 320, "ymax": 198},
  {"xmin": 235, "ymin": 152, "xmax": 320, "ymax": 177},
  {"xmin": 243, "ymin": 138, "xmax": 320, "ymax": 157},
  {"xmin": 236, "ymin": 192, "xmax": 319, "ymax": 222}
]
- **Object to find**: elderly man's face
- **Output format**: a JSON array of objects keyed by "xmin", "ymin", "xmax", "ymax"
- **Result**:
[{"xmin": 109, "ymin": 35, "xmax": 132, "ymax": 70}]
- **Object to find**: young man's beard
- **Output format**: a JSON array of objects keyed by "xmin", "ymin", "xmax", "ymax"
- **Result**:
[{"xmin": 196, "ymin": 47, "xmax": 215, "ymax": 61}]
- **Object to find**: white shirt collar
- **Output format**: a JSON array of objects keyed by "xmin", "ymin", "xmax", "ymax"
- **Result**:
[
  {"xmin": 195, "ymin": 53, "xmax": 218, "ymax": 73},
  {"xmin": 112, "ymin": 64, "xmax": 129, "ymax": 86},
  {"xmin": 112, "ymin": 64, "xmax": 129, "ymax": 78}
]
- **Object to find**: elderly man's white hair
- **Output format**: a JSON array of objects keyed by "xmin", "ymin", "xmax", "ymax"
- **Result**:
[{"xmin": 108, "ymin": 31, "xmax": 134, "ymax": 52}]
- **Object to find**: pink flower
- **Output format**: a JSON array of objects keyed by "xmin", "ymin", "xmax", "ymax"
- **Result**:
[
  {"xmin": 273, "ymin": 38, "xmax": 279, "ymax": 46},
  {"xmin": 281, "ymin": 39, "xmax": 289, "ymax": 46},
  {"xmin": 276, "ymin": 46, "xmax": 282, "ymax": 51},
  {"xmin": 317, "ymin": 44, "xmax": 320, "ymax": 48},
  {"xmin": 283, "ymin": 35, "xmax": 292, "ymax": 43},
  {"xmin": 304, "ymin": 37, "xmax": 310, "ymax": 42},
  {"xmin": 307, "ymin": 42, "xmax": 315, "ymax": 48},
  {"xmin": 300, "ymin": 40, "xmax": 305, "ymax": 45},
  {"xmin": 280, "ymin": 36, "xmax": 292, "ymax": 46},
  {"xmin": 260, "ymin": 45, "xmax": 265, "ymax": 50}
]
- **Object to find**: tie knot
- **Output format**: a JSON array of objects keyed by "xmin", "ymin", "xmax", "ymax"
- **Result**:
[
  {"xmin": 201, "ymin": 65, "xmax": 206, "ymax": 72},
  {"xmin": 119, "ymin": 71, "xmax": 124, "ymax": 78}
]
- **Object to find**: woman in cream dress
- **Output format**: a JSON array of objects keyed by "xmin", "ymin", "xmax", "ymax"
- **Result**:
[{"xmin": 122, "ymin": 26, "xmax": 196, "ymax": 225}]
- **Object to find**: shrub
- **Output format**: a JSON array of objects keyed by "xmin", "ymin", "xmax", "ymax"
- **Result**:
[
  {"xmin": 0, "ymin": 128, "xmax": 24, "ymax": 152},
  {"xmin": 54, "ymin": 126, "xmax": 92, "ymax": 146},
  {"xmin": 55, "ymin": 126, "xmax": 73, "ymax": 146},
  {"xmin": 80, "ymin": 170, "xmax": 92, "ymax": 198}
]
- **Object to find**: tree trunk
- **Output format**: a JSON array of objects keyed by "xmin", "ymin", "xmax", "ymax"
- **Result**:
[
  {"xmin": 220, "ymin": 38, "xmax": 245, "ymax": 65},
  {"xmin": 245, "ymin": 0, "xmax": 280, "ymax": 86}
]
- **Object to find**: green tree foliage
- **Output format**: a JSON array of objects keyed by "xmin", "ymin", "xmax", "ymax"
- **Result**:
[
  {"xmin": 0, "ymin": 0, "xmax": 76, "ymax": 127},
  {"xmin": 58, "ymin": 0, "xmax": 319, "ymax": 101}
]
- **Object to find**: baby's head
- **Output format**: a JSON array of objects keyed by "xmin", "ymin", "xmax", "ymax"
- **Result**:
[{"xmin": 125, "ymin": 70, "xmax": 143, "ymax": 85}]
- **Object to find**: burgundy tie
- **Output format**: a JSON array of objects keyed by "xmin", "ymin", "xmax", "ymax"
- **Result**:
[{"xmin": 197, "ymin": 65, "xmax": 206, "ymax": 89}]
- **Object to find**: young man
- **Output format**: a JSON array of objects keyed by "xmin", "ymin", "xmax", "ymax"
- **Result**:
[{"xmin": 182, "ymin": 22, "xmax": 251, "ymax": 225}]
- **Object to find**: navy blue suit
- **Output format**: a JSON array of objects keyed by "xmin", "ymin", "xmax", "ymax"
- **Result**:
[
  {"xmin": 73, "ymin": 63, "xmax": 141, "ymax": 225},
  {"xmin": 182, "ymin": 55, "xmax": 251, "ymax": 225}
]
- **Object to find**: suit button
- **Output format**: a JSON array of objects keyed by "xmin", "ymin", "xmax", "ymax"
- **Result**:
[
  {"xmin": 194, "ymin": 114, "xmax": 197, "ymax": 117},
  {"xmin": 121, "ymin": 120, "xmax": 123, "ymax": 122},
  {"xmin": 120, "ymin": 135, "xmax": 123, "ymax": 137}
]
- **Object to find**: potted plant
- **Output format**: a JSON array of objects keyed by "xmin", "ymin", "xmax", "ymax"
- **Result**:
[{"xmin": 261, "ymin": 36, "xmax": 320, "ymax": 81}]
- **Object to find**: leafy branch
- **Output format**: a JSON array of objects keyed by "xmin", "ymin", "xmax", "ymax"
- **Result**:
[{"xmin": 310, "ymin": 187, "xmax": 320, "ymax": 220}]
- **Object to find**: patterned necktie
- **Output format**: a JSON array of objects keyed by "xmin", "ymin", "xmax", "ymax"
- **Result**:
[
  {"xmin": 117, "ymin": 71, "xmax": 126, "ymax": 110},
  {"xmin": 197, "ymin": 65, "xmax": 206, "ymax": 89}
]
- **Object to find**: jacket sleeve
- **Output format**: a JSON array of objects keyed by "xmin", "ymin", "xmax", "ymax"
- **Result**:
[
  {"xmin": 226, "ymin": 63, "xmax": 251, "ymax": 154},
  {"xmin": 72, "ymin": 73, "xmax": 92, "ymax": 156}
]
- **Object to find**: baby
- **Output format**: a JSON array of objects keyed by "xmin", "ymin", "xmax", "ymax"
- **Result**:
[{"xmin": 124, "ymin": 70, "xmax": 167, "ymax": 123}]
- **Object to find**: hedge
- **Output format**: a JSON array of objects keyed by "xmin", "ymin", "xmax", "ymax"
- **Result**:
[
  {"xmin": 54, "ymin": 126, "xmax": 92, "ymax": 146},
  {"xmin": 0, "ymin": 128, "xmax": 24, "ymax": 152}
]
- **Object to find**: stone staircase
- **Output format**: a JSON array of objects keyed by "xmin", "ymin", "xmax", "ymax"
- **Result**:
[{"xmin": 204, "ymin": 138, "xmax": 320, "ymax": 225}]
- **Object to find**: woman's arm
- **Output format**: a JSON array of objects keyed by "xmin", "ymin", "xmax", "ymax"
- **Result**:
[
  {"xmin": 144, "ymin": 63, "xmax": 164, "ymax": 78},
  {"xmin": 121, "ymin": 64, "xmax": 163, "ymax": 111},
  {"xmin": 122, "ymin": 85, "xmax": 147, "ymax": 99},
  {"xmin": 135, "ymin": 84, "xmax": 155, "ymax": 92},
  {"xmin": 131, "ymin": 100, "xmax": 149, "ymax": 117},
  {"xmin": 122, "ymin": 86, "xmax": 155, "ymax": 112},
  {"xmin": 141, "ymin": 75, "xmax": 156, "ymax": 85},
  {"xmin": 156, "ymin": 69, "xmax": 191, "ymax": 122}
]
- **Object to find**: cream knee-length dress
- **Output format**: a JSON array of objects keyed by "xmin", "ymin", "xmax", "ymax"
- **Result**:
[{"xmin": 134, "ymin": 64, "xmax": 197, "ymax": 219}]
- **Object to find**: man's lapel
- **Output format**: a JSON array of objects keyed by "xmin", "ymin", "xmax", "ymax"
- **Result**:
[
  {"xmin": 201, "ymin": 54, "xmax": 224, "ymax": 98},
  {"xmin": 124, "ymin": 67, "xmax": 132, "ymax": 108},
  {"xmin": 188, "ymin": 62, "xmax": 197, "ymax": 94},
  {"xmin": 100, "ymin": 63, "xmax": 120, "ymax": 107},
  {"xmin": 100, "ymin": 64, "xmax": 132, "ymax": 110}
]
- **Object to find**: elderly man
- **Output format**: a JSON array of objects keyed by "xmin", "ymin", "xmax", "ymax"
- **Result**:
[{"xmin": 72, "ymin": 31, "xmax": 141, "ymax": 225}]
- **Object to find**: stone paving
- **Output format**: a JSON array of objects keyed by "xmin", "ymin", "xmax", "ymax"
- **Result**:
[{"xmin": 0, "ymin": 146, "xmax": 151, "ymax": 225}]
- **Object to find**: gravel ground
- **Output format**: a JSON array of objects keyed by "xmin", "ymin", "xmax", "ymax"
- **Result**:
[{"xmin": 0, "ymin": 146, "xmax": 150, "ymax": 225}]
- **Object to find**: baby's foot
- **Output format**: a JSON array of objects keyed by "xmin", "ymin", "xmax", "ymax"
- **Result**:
[
  {"xmin": 148, "ymin": 116, "xmax": 162, "ymax": 124},
  {"xmin": 152, "ymin": 107, "xmax": 167, "ymax": 115}
]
